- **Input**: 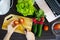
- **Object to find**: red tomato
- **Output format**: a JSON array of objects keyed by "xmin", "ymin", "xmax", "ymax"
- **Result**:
[
  {"xmin": 19, "ymin": 18, "xmax": 24, "ymax": 23},
  {"xmin": 54, "ymin": 23, "xmax": 60, "ymax": 30},
  {"xmin": 13, "ymin": 20, "xmax": 19, "ymax": 26},
  {"xmin": 44, "ymin": 25, "xmax": 49, "ymax": 31}
]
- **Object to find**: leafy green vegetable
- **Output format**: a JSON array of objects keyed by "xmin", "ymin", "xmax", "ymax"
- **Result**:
[
  {"xmin": 35, "ymin": 9, "xmax": 44, "ymax": 21},
  {"xmin": 36, "ymin": 9, "xmax": 44, "ymax": 18},
  {"xmin": 16, "ymin": 0, "xmax": 35, "ymax": 16}
]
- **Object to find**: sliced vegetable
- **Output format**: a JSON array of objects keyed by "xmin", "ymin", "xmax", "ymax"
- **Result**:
[
  {"xmin": 44, "ymin": 25, "xmax": 49, "ymax": 31},
  {"xmin": 54, "ymin": 23, "xmax": 60, "ymax": 30}
]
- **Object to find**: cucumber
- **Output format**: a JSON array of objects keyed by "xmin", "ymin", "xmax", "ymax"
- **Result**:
[
  {"xmin": 36, "ymin": 24, "xmax": 43, "ymax": 37},
  {"xmin": 32, "ymin": 23, "xmax": 37, "ymax": 34}
]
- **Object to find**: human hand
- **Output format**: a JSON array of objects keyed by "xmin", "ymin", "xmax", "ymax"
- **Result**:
[
  {"xmin": 3, "ymin": 21, "xmax": 18, "ymax": 40},
  {"xmin": 25, "ymin": 29, "xmax": 35, "ymax": 40}
]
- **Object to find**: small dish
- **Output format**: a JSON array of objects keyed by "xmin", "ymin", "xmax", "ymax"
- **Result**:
[{"xmin": 52, "ymin": 21, "xmax": 60, "ymax": 36}]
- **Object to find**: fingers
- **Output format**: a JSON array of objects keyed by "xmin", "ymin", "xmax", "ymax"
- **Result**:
[
  {"xmin": 12, "ymin": 25, "xmax": 18, "ymax": 31},
  {"xmin": 24, "ymin": 29, "xmax": 35, "ymax": 40},
  {"xmin": 9, "ymin": 21, "xmax": 14, "ymax": 26},
  {"xmin": 24, "ymin": 29, "xmax": 30, "ymax": 34},
  {"xmin": 7, "ymin": 24, "xmax": 13, "ymax": 33},
  {"xmin": 7, "ymin": 21, "xmax": 17, "ymax": 33},
  {"xmin": 25, "ymin": 32, "xmax": 35, "ymax": 40}
]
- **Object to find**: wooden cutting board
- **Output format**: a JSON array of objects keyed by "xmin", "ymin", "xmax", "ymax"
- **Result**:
[{"xmin": 2, "ymin": 14, "xmax": 32, "ymax": 34}]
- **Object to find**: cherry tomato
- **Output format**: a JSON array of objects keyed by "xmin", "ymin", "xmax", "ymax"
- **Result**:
[
  {"xmin": 13, "ymin": 20, "xmax": 19, "ymax": 26},
  {"xmin": 19, "ymin": 18, "xmax": 24, "ymax": 23},
  {"xmin": 44, "ymin": 25, "xmax": 49, "ymax": 31},
  {"xmin": 54, "ymin": 23, "xmax": 60, "ymax": 30}
]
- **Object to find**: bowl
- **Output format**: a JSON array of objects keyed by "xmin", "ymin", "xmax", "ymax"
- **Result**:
[{"xmin": 52, "ymin": 21, "xmax": 60, "ymax": 36}]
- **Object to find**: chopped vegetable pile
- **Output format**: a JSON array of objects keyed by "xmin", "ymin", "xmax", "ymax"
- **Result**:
[{"xmin": 16, "ymin": 0, "xmax": 35, "ymax": 16}]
